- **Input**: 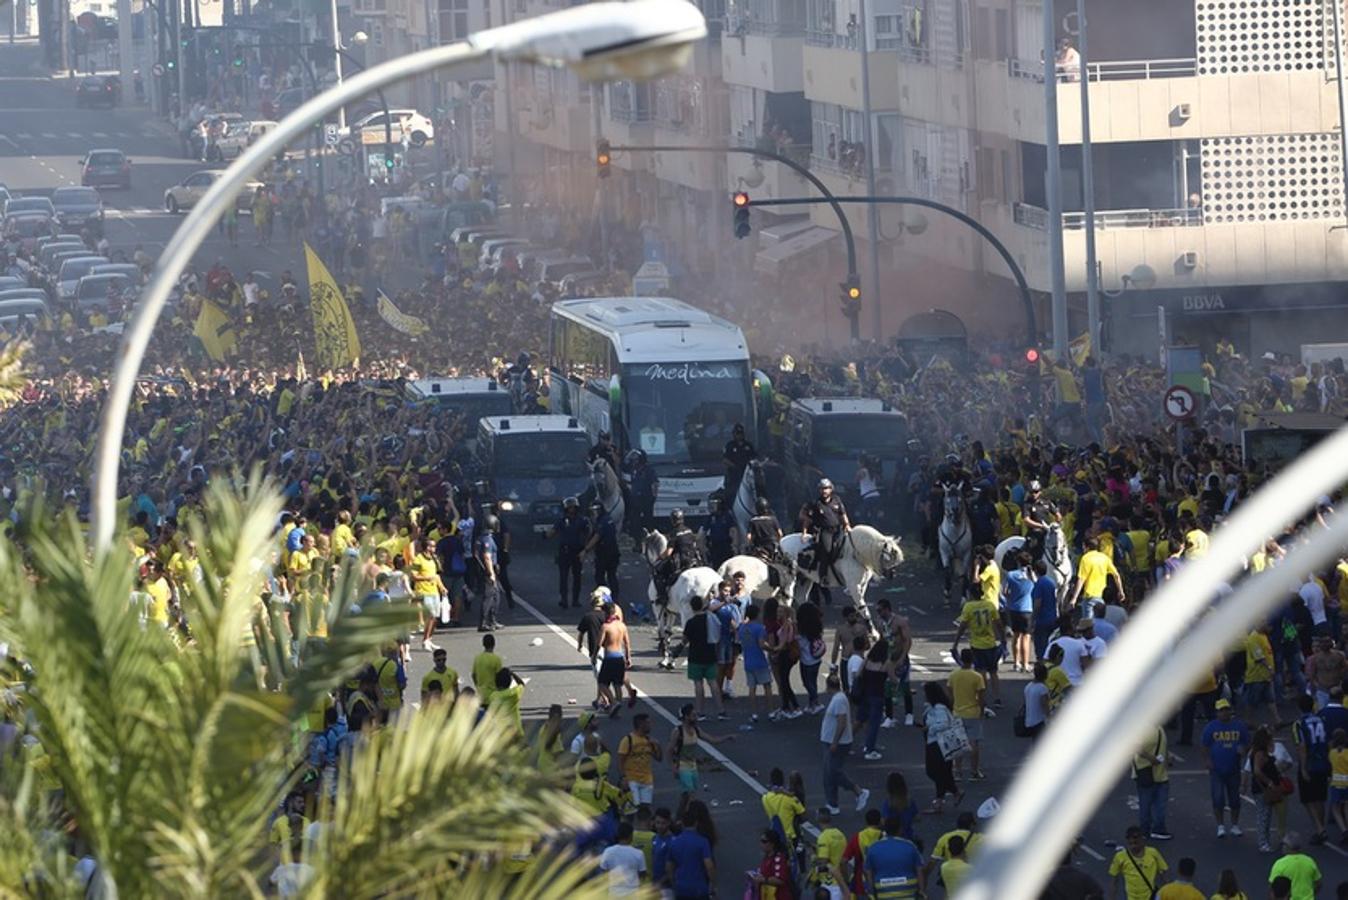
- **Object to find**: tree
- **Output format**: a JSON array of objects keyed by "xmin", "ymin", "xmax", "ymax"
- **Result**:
[{"xmin": 0, "ymin": 474, "xmax": 613, "ymax": 898}]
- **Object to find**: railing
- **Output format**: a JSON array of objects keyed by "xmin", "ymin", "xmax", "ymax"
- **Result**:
[
  {"xmin": 726, "ymin": 13, "xmax": 806, "ymax": 36},
  {"xmin": 805, "ymin": 29, "xmax": 859, "ymax": 49},
  {"xmin": 1007, "ymin": 56, "xmax": 1197, "ymax": 82},
  {"xmin": 609, "ymin": 105, "xmax": 654, "ymax": 124},
  {"xmin": 1013, "ymin": 201, "xmax": 1203, "ymax": 229},
  {"xmin": 731, "ymin": 133, "xmax": 814, "ymax": 168}
]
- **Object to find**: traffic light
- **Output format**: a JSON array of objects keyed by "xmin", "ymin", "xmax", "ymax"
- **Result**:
[
  {"xmin": 165, "ymin": 57, "xmax": 176, "ymax": 70},
  {"xmin": 386, "ymin": 155, "xmax": 396, "ymax": 170},
  {"xmin": 732, "ymin": 191, "xmax": 751, "ymax": 239},
  {"xmin": 232, "ymin": 45, "xmax": 245, "ymax": 68},
  {"xmin": 596, "ymin": 139, "xmax": 611, "ymax": 178},
  {"xmin": 839, "ymin": 276, "xmax": 861, "ymax": 317},
  {"xmin": 1024, "ymin": 347, "xmax": 1040, "ymax": 365}
]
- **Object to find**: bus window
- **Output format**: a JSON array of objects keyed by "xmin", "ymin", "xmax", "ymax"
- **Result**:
[{"xmin": 623, "ymin": 361, "xmax": 752, "ymax": 463}]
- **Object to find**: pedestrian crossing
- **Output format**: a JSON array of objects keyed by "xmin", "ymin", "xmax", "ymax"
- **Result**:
[{"xmin": 14, "ymin": 131, "xmax": 140, "ymax": 141}]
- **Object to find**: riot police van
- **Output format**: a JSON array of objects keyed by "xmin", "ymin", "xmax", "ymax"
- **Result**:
[
  {"xmin": 404, "ymin": 378, "xmax": 514, "ymax": 452},
  {"xmin": 782, "ymin": 397, "xmax": 908, "ymax": 517},
  {"xmin": 474, "ymin": 415, "xmax": 592, "ymax": 533}
]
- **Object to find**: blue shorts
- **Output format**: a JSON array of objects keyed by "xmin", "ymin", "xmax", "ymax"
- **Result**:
[
  {"xmin": 1210, "ymin": 770, "xmax": 1241, "ymax": 810},
  {"xmin": 972, "ymin": 647, "xmax": 1000, "ymax": 673},
  {"xmin": 677, "ymin": 768, "xmax": 699, "ymax": 793},
  {"xmin": 745, "ymin": 666, "xmax": 772, "ymax": 688},
  {"xmin": 1243, "ymin": 681, "xmax": 1273, "ymax": 706},
  {"xmin": 1329, "ymin": 786, "xmax": 1348, "ymax": 806}
]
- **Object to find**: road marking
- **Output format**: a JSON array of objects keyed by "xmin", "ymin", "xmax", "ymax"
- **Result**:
[
  {"xmin": 15, "ymin": 133, "xmax": 31, "ymax": 140},
  {"xmin": 65, "ymin": 132, "xmax": 81, "ymax": 139},
  {"xmin": 1077, "ymin": 843, "xmax": 1105, "ymax": 861},
  {"xmin": 92, "ymin": 132, "xmax": 107, "ymax": 138},
  {"xmin": 0, "ymin": 136, "xmax": 17, "ymax": 150},
  {"xmin": 40, "ymin": 133, "xmax": 56, "ymax": 139}
]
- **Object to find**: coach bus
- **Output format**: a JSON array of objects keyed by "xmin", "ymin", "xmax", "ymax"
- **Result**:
[{"xmin": 547, "ymin": 297, "xmax": 761, "ymax": 517}]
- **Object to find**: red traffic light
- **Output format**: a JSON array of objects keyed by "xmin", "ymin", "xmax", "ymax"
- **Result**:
[
  {"xmin": 732, "ymin": 191, "xmax": 750, "ymax": 207},
  {"xmin": 1025, "ymin": 348, "xmax": 1040, "ymax": 364}
]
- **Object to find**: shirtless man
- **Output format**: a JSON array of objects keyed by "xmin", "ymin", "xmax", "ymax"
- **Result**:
[
  {"xmin": 597, "ymin": 600, "xmax": 634, "ymax": 717},
  {"xmin": 1307, "ymin": 636, "xmax": 1347, "ymax": 709},
  {"xmin": 362, "ymin": 546, "xmax": 391, "ymax": 593}
]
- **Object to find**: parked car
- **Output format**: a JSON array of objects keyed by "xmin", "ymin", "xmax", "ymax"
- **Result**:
[
  {"xmin": 2, "ymin": 214, "xmax": 55, "ymax": 250},
  {"xmin": 210, "ymin": 120, "xmax": 278, "ymax": 161},
  {"xmin": 89, "ymin": 262, "xmax": 143, "ymax": 285},
  {"xmin": 56, "ymin": 256, "xmax": 109, "ymax": 302},
  {"xmin": 0, "ymin": 289, "xmax": 51, "ymax": 305},
  {"xmin": 0, "ymin": 298, "xmax": 51, "ymax": 331},
  {"xmin": 51, "ymin": 187, "xmax": 104, "ymax": 230},
  {"xmin": 536, "ymin": 257, "xmax": 596, "ymax": 288},
  {"xmin": 81, "ymin": 149, "xmax": 132, "ymax": 189},
  {"xmin": 3, "ymin": 197, "xmax": 55, "ymax": 220},
  {"xmin": 74, "ymin": 273, "xmax": 131, "ymax": 310},
  {"xmin": 164, "ymin": 170, "xmax": 262, "ymax": 214},
  {"xmin": 75, "ymin": 74, "xmax": 121, "ymax": 108},
  {"xmin": 341, "ymin": 109, "xmax": 435, "ymax": 147},
  {"xmin": 38, "ymin": 241, "xmax": 88, "ymax": 271}
]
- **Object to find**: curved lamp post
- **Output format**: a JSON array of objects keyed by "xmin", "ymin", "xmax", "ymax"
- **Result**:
[
  {"xmin": 957, "ymin": 424, "xmax": 1348, "ymax": 899},
  {"xmin": 89, "ymin": 0, "xmax": 709, "ymax": 553}
]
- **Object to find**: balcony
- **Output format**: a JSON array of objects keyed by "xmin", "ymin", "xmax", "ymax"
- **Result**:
[
  {"xmin": 1006, "ymin": 56, "xmax": 1197, "ymax": 83},
  {"xmin": 1012, "ymin": 202, "xmax": 1203, "ymax": 230}
]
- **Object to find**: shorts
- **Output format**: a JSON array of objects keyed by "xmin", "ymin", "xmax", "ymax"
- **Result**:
[
  {"xmin": 961, "ymin": 716, "xmax": 984, "ymax": 743},
  {"xmin": 1243, "ymin": 680, "xmax": 1273, "ymax": 706},
  {"xmin": 598, "ymin": 654, "xmax": 627, "ymax": 688},
  {"xmin": 629, "ymin": 781, "xmax": 654, "ymax": 805},
  {"xmin": 687, "ymin": 662, "xmax": 718, "ymax": 683},
  {"xmin": 1009, "ymin": 612, "xmax": 1033, "ymax": 635},
  {"xmin": 1329, "ymin": 785, "xmax": 1348, "ymax": 807},
  {"xmin": 1299, "ymin": 769, "xmax": 1330, "ymax": 804},
  {"xmin": 1210, "ymin": 770, "xmax": 1241, "ymax": 810},
  {"xmin": 716, "ymin": 641, "xmax": 737, "ymax": 666},
  {"xmin": 745, "ymin": 666, "xmax": 773, "ymax": 688},
  {"xmin": 420, "ymin": 594, "xmax": 441, "ymax": 617},
  {"xmin": 971, "ymin": 647, "xmax": 1000, "ymax": 673},
  {"xmin": 677, "ymin": 767, "xmax": 700, "ymax": 793},
  {"xmin": 445, "ymin": 575, "xmax": 465, "ymax": 600}
]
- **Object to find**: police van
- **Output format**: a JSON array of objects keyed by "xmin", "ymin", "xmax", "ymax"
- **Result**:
[
  {"xmin": 474, "ymin": 415, "xmax": 592, "ymax": 533},
  {"xmin": 404, "ymin": 378, "xmax": 514, "ymax": 451},
  {"xmin": 782, "ymin": 397, "xmax": 908, "ymax": 516}
]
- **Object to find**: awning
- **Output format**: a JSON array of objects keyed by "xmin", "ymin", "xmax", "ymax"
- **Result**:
[{"xmin": 753, "ymin": 226, "xmax": 839, "ymax": 278}]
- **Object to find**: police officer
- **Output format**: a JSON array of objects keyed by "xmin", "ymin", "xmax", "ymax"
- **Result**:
[
  {"xmin": 584, "ymin": 501, "xmax": 621, "ymax": 601},
  {"xmin": 746, "ymin": 496, "xmax": 784, "ymax": 562},
  {"xmin": 655, "ymin": 509, "xmax": 703, "ymax": 604},
  {"xmin": 627, "ymin": 449, "xmax": 659, "ymax": 540},
  {"xmin": 800, "ymin": 478, "xmax": 851, "ymax": 602},
  {"xmin": 475, "ymin": 513, "xmax": 503, "ymax": 631},
  {"xmin": 547, "ymin": 496, "xmax": 591, "ymax": 609},
  {"xmin": 1021, "ymin": 479, "xmax": 1054, "ymax": 559},
  {"xmin": 480, "ymin": 500, "xmax": 516, "ymax": 611},
  {"xmin": 701, "ymin": 496, "xmax": 739, "ymax": 569},
  {"xmin": 587, "ymin": 429, "xmax": 622, "ymax": 473},
  {"xmin": 722, "ymin": 422, "xmax": 757, "ymax": 501}
]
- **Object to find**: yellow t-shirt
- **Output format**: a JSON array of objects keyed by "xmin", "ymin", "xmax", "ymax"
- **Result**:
[
  {"xmin": 1330, "ymin": 746, "xmax": 1348, "ymax": 788},
  {"xmin": 489, "ymin": 683, "xmax": 525, "ymax": 738},
  {"xmin": 1108, "ymin": 847, "xmax": 1168, "ymax": 900},
  {"xmin": 269, "ymin": 815, "xmax": 311, "ymax": 846},
  {"xmin": 1158, "ymin": 883, "xmax": 1205, "ymax": 900},
  {"xmin": 331, "ymin": 523, "xmax": 356, "ymax": 555},
  {"xmin": 941, "ymin": 858, "xmax": 973, "ymax": 896},
  {"xmin": 1046, "ymin": 665, "xmax": 1072, "ymax": 711},
  {"xmin": 472, "ymin": 651, "xmax": 503, "ymax": 704},
  {"xmin": 1185, "ymin": 528, "xmax": 1210, "ymax": 559},
  {"xmin": 931, "ymin": 829, "xmax": 983, "ymax": 861},
  {"xmin": 410, "ymin": 553, "xmax": 440, "ymax": 598},
  {"xmin": 145, "ymin": 576, "xmax": 172, "ymax": 625},
  {"xmin": 1075, "ymin": 550, "xmax": 1118, "ymax": 598},
  {"xmin": 949, "ymin": 667, "xmax": 985, "ymax": 719},
  {"xmin": 618, "ymin": 732, "xmax": 659, "ymax": 786},
  {"xmin": 761, "ymin": 790, "xmax": 806, "ymax": 840},
  {"xmin": 376, "ymin": 657, "xmax": 403, "ymax": 711},
  {"xmin": 815, "ymin": 826, "xmax": 846, "ymax": 868},
  {"xmin": 1177, "ymin": 496, "xmax": 1199, "ymax": 519},
  {"xmin": 959, "ymin": 598, "xmax": 1001, "ymax": 650},
  {"xmin": 288, "ymin": 549, "xmax": 316, "ymax": 578},
  {"xmin": 1244, "ymin": 631, "xmax": 1274, "ymax": 683},
  {"xmin": 1125, "ymin": 530, "xmax": 1151, "ymax": 572},
  {"xmin": 977, "ymin": 564, "xmax": 1001, "ymax": 605},
  {"xmin": 421, "ymin": 665, "xmax": 458, "ymax": 698}
]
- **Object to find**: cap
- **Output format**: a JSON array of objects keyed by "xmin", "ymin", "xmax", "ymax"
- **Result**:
[
  {"xmin": 818, "ymin": 478, "xmax": 833, "ymax": 490},
  {"xmin": 976, "ymin": 797, "xmax": 1000, "ymax": 820},
  {"xmin": 1028, "ymin": 479, "xmax": 1042, "ymax": 491},
  {"xmin": 1262, "ymin": 351, "xmax": 1278, "ymax": 361},
  {"xmin": 1214, "ymin": 698, "xmax": 1232, "ymax": 710}
]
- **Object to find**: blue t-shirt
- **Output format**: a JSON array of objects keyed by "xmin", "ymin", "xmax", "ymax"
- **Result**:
[
  {"xmin": 865, "ymin": 836, "xmax": 923, "ymax": 899},
  {"xmin": 738, "ymin": 621, "xmax": 769, "ymax": 670},
  {"xmin": 1294, "ymin": 713, "xmax": 1331, "ymax": 774},
  {"xmin": 879, "ymin": 799, "xmax": 919, "ymax": 841},
  {"xmin": 286, "ymin": 525, "xmax": 305, "ymax": 552},
  {"xmin": 1201, "ymin": 719, "xmax": 1251, "ymax": 775},
  {"xmin": 666, "ymin": 829, "xmax": 712, "ymax": 894},
  {"xmin": 1003, "ymin": 569, "xmax": 1034, "ymax": 614},
  {"xmin": 1032, "ymin": 576, "xmax": 1059, "ymax": 627}
]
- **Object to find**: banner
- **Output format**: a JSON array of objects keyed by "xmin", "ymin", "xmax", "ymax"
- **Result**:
[
  {"xmin": 304, "ymin": 243, "xmax": 361, "ymax": 369},
  {"xmin": 376, "ymin": 290, "xmax": 429, "ymax": 337},
  {"xmin": 193, "ymin": 299, "xmax": 236, "ymax": 361},
  {"xmin": 1070, "ymin": 332, "xmax": 1092, "ymax": 367}
]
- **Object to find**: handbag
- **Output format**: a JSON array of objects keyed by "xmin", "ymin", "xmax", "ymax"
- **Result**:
[{"xmin": 936, "ymin": 715, "xmax": 971, "ymax": 761}]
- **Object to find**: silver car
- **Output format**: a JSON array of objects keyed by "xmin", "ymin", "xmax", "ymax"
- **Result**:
[{"xmin": 56, "ymin": 256, "xmax": 109, "ymax": 301}]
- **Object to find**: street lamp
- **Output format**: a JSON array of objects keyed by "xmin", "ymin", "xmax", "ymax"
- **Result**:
[{"xmin": 90, "ymin": 0, "xmax": 709, "ymax": 552}]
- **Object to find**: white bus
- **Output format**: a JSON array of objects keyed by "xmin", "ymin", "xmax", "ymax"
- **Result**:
[{"xmin": 547, "ymin": 297, "xmax": 759, "ymax": 517}]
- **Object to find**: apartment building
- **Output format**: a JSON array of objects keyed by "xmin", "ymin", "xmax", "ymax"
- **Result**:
[{"xmin": 487, "ymin": 0, "xmax": 1348, "ymax": 357}]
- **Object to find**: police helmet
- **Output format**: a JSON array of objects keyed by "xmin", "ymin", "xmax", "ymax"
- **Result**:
[
  {"xmin": 482, "ymin": 513, "xmax": 500, "ymax": 533},
  {"xmin": 945, "ymin": 453, "xmax": 961, "ymax": 465},
  {"xmin": 563, "ymin": 496, "xmax": 580, "ymax": 511},
  {"xmin": 670, "ymin": 509, "xmax": 685, "ymax": 527},
  {"xmin": 756, "ymin": 497, "xmax": 772, "ymax": 515},
  {"xmin": 818, "ymin": 478, "xmax": 834, "ymax": 491},
  {"xmin": 1028, "ymin": 479, "xmax": 1043, "ymax": 492}
]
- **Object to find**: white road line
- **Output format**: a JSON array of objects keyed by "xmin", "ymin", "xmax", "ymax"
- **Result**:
[
  {"xmin": 40, "ymin": 133, "xmax": 56, "ymax": 139},
  {"xmin": 1077, "ymin": 843, "xmax": 1105, "ymax": 861},
  {"xmin": 92, "ymin": 132, "xmax": 107, "ymax": 138},
  {"xmin": 0, "ymin": 136, "xmax": 17, "ymax": 150},
  {"xmin": 65, "ymin": 132, "xmax": 81, "ymax": 139},
  {"xmin": 15, "ymin": 133, "xmax": 31, "ymax": 140}
]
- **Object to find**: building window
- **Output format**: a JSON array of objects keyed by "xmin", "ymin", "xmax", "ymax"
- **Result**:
[
  {"xmin": 811, "ymin": 102, "xmax": 865, "ymax": 173},
  {"xmin": 438, "ymin": 0, "xmax": 469, "ymax": 42}
]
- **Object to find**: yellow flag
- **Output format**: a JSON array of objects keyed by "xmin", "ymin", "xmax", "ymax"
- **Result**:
[
  {"xmin": 1069, "ymin": 332, "xmax": 1092, "ymax": 367},
  {"xmin": 376, "ymin": 290, "xmax": 429, "ymax": 336},
  {"xmin": 193, "ymin": 299, "xmax": 236, "ymax": 361},
  {"xmin": 304, "ymin": 243, "xmax": 362, "ymax": 369}
]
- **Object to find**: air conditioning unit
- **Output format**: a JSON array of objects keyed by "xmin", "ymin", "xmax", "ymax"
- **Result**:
[{"xmin": 1180, "ymin": 250, "xmax": 1199, "ymax": 269}]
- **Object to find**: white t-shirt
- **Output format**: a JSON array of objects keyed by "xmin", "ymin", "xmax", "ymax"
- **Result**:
[
  {"xmin": 1300, "ymin": 580, "xmax": 1327, "ymax": 625},
  {"xmin": 599, "ymin": 843, "xmax": 646, "ymax": 895},
  {"xmin": 269, "ymin": 863, "xmax": 315, "ymax": 897},
  {"xmin": 846, "ymin": 652, "xmax": 865, "ymax": 686},
  {"xmin": 1023, "ymin": 681, "xmax": 1050, "ymax": 728},
  {"xmin": 820, "ymin": 691, "xmax": 854, "ymax": 745},
  {"xmin": 1048, "ymin": 636, "xmax": 1107, "ymax": 686}
]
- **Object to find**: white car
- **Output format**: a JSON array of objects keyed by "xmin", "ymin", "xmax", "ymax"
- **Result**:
[
  {"xmin": 164, "ymin": 170, "xmax": 263, "ymax": 214},
  {"xmin": 211, "ymin": 120, "xmax": 278, "ymax": 161},
  {"xmin": 342, "ymin": 109, "xmax": 435, "ymax": 147}
]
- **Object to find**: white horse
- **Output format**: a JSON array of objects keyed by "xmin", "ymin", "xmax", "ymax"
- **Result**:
[
  {"xmin": 994, "ymin": 523, "xmax": 1073, "ymax": 612},
  {"xmin": 590, "ymin": 457, "xmax": 625, "ymax": 536},
  {"xmin": 729, "ymin": 459, "xmax": 767, "ymax": 540},
  {"xmin": 778, "ymin": 525, "xmax": 905, "ymax": 622},
  {"xmin": 938, "ymin": 492, "xmax": 973, "ymax": 602},
  {"xmin": 716, "ymin": 554, "xmax": 790, "ymax": 606},
  {"xmin": 642, "ymin": 530, "xmax": 720, "ymax": 668}
]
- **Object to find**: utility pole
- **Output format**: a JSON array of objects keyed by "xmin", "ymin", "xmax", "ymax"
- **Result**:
[
  {"xmin": 1331, "ymin": 0, "xmax": 1348, "ymax": 228},
  {"xmin": 500, "ymin": 0, "xmax": 518, "ymax": 228},
  {"xmin": 117, "ymin": 0, "xmax": 132, "ymax": 85},
  {"xmin": 59, "ymin": 0, "xmax": 69, "ymax": 74},
  {"xmin": 592, "ymin": 83, "xmax": 609, "ymax": 270},
  {"xmin": 1076, "ymin": 0, "xmax": 1100, "ymax": 358},
  {"xmin": 1043, "ymin": 0, "xmax": 1068, "ymax": 359},
  {"xmin": 330, "ymin": 0, "xmax": 345, "ymax": 128},
  {"xmin": 855, "ymin": 0, "xmax": 883, "ymax": 342},
  {"xmin": 173, "ymin": 0, "xmax": 186, "ymax": 112}
]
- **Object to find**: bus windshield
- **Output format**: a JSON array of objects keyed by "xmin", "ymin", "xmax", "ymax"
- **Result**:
[
  {"xmin": 623, "ymin": 361, "xmax": 752, "ymax": 466},
  {"xmin": 814, "ymin": 416, "xmax": 907, "ymax": 459},
  {"xmin": 494, "ymin": 434, "xmax": 591, "ymax": 477}
]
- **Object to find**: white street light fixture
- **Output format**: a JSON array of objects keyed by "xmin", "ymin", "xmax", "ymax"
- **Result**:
[
  {"xmin": 349, "ymin": 30, "xmax": 369, "ymax": 46},
  {"xmin": 90, "ymin": 0, "xmax": 708, "ymax": 552}
]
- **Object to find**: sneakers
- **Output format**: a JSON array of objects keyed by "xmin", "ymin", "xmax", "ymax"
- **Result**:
[
  {"xmin": 904, "ymin": 714, "xmax": 915, "ymax": 726},
  {"xmin": 1216, "ymin": 825, "xmax": 1226, "ymax": 838},
  {"xmin": 825, "ymin": 804, "xmax": 841, "ymax": 816},
  {"xmin": 983, "ymin": 708, "xmax": 998, "ymax": 719},
  {"xmin": 421, "ymin": 640, "xmax": 441, "ymax": 652},
  {"xmin": 864, "ymin": 750, "xmax": 883, "ymax": 761},
  {"xmin": 1228, "ymin": 824, "xmax": 1242, "ymax": 837},
  {"xmin": 750, "ymin": 714, "xmax": 760, "ymax": 723},
  {"xmin": 717, "ymin": 711, "xmax": 729, "ymax": 721},
  {"xmin": 1149, "ymin": 831, "xmax": 1173, "ymax": 841},
  {"xmin": 855, "ymin": 788, "xmax": 871, "ymax": 812},
  {"xmin": 881, "ymin": 717, "xmax": 898, "ymax": 729},
  {"xmin": 1258, "ymin": 843, "xmax": 1273, "ymax": 853},
  {"xmin": 972, "ymin": 770, "xmax": 986, "ymax": 781},
  {"xmin": 786, "ymin": 709, "xmax": 803, "ymax": 719}
]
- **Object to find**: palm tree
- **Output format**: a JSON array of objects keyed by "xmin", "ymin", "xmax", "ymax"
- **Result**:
[{"xmin": 0, "ymin": 474, "xmax": 619, "ymax": 898}]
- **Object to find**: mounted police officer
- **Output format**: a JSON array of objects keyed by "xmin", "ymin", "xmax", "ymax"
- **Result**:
[
  {"xmin": 722, "ymin": 422, "xmax": 756, "ymax": 501},
  {"xmin": 701, "ymin": 495, "xmax": 739, "ymax": 569},
  {"xmin": 1021, "ymin": 479, "xmax": 1054, "ymax": 560},
  {"xmin": 799, "ymin": 477, "xmax": 851, "ymax": 603},
  {"xmin": 547, "ymin": 496, "xmax": 591, "ymax": 609},
  {"xmin": 654, "ymin": 508, "xmax": 703, "ymax": 605},
  {"xmin": 584, "ymin": 500, "xmax": 621, "ymax": 601}
]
